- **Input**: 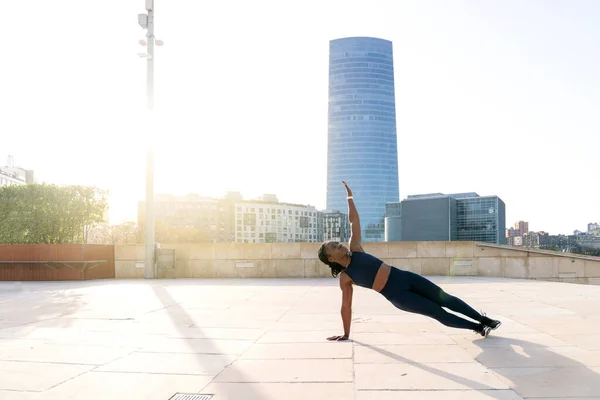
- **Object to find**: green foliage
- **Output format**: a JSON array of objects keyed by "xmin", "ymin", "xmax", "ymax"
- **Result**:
[
  {"xmin": 0, "ymin": 183, "xmax": 108, "ymax": 244},
  {"xmin": 87, "ymin": 221, "xmax": 143, "ymax": 245},
  {"xmin": 571, "ymin": 243, "xmax": 600, "ymax": 257}
]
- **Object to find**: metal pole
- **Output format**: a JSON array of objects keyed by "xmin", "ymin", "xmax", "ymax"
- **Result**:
[
  {"xmin": 144, "ymin": 1, "xmax": 155, "ymax": 279},
  {"xmin": 146, "ymin": 7, "xmax": 154, "ymax": 112}
]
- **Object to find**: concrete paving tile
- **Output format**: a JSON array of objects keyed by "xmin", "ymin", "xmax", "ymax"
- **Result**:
[
  {"xmin": 214, "ymin": 359, "xmax": 353, "ymax": 382},
  {"xmin": 38, "ymin": 371, "xmax": 213, "ymax": 400},
  {"xmin": 277, "ymin": 313, "xmax": 343, "ymax": 323},
  {"xmin": 133, "ymin": 324, "xmax": 266, "ymax": 340},
  {"xmin": 140, "ymin": 338, "xmax": 254, "ymax": 355},
  {"xmin": 354, "ymin": 344, "xmax": 475, "ymax": 364},
  {"xmin": 202, "ymin": 382, "xmax": 354, "ymax": 399},
  {"xmin": 559, "ymin": 348, "xmax": 600, "ymax": 366},
  {"xmin": 190, "ymin": 317, "xmax": 279, "ymax": 329},
  {"xmin": 0, "ymin": 360, "xmax": 93, "ymax": 391},
  {"xmin": 491, "ymin": 366, "xmax": 600, "ymax": 398},
  {"xmin": 350, "ymin": 322, "xmax": 391, "ymax": 333},
  {"xmin": 355, "ymin": 362, "xmax": 508, "ymax": 390},
  {"xmin": 363, "ymin": 313, "xmax": 435, "ymax": 323},
  {"xmin": 20, "ymin": 318, "xmax": 138, "ymax": 332},
  {"xmin": 257, "ymin": 330, "xmax": 337, "ymax": 343},
  {"xmin": 353, "ymin": 332, "xmax": 456, "ymax": 345},
  {"xmin": 239, "ymin": 342, "xmax": 352, "ymax": 359},
  {"xmin": 488, "ymin": 304, "xmax": 577, "ymax": 316},
  {"xmin": 357, "ymin": 389, "xmax": 524, "ymax": 399},
  {"xmin": 466, "ymin": 345, "xmax": 600, "ymax": 368},
  {"xmin": 0, "ymin": 327, "xmax": 151, "ymax": 348},
  {"xmin": 0, "ymin": 391, "xmax": 42, "ymax": 400},
  {"xmin": 96, "ymin": 352, "xmax": 236, "ymax": 375},
  {"xmin": 0, "ymin": 341, "xmax": 133, "ymax": 365},
  {"xmin": 552, "ymin": 334, "xmax": 600, "ymax": 350},
  {"xmin": 509, "ymin": 314, "xmax": 590, "ymax": 325},
  {"xmin": 288, "ymin": 306, "xmax": 353, "ymax": 314},
  {"xmin": 439, "ymin": 318, "xmax": 538, "ymax": 335},
  {"xmin": 269, "ymin": 321, "xmax": 341, "ymax": 331},
  {"xmin": 380, "ymin": 321, "xmax": 440, "ymax": 333},
  {"xmin": 450, "ymin": 332, "xmax": 571, "ymax": 349},
  {"xmin": 183, "ymin": 327, "xmax": 266, "ymax": 340},
  {"xmin": 220, "ymin": 307, "xmax": 290, "ymax": 320},
  {"xmin": 95, "ymin": 322, "xmax": 192, "ymax": 337},
  {"xmin": 135, "ymin": 309, "xmax": 222, "ymax": 324},
  {"xmin": 138, "ymin": 314, "xmax": 276, "ymax": 330},
  {"xmin": 527, "ymin": 321, "xmax": 600, "ymax": 334}
]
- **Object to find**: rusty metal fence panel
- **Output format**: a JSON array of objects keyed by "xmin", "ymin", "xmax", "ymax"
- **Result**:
[{"xmin": 0, "ymin": 244, "xmax": 115, "ymax": 281}]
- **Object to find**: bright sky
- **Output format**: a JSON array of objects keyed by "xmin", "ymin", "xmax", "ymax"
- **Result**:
[{"xmin": 1, "ymin": 0, "xmax": 598, "ymax": 235}]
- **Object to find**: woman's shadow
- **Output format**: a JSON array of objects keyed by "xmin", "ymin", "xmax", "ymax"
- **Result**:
[{"xmin": 353, "ymin": 334, "xmax": 600, "ymax": 399}]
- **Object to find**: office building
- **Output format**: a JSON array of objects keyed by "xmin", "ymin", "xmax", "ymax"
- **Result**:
[
  {"xmin": 385, "ymin": 193, "xmax": 458, "ymax": 242},
  {"xmin": 522, "ymin": 231, "xmax": 541, "ymax": 248},
  {"xmin": 326, "ymin": 37, "xmax": 399, "ymax": 242},
  {"xmin": 138, "ymin": 193, "xmax": 236, "ymax": 243},
  {"xmin": 0, "ymin": 156, "xmax": 34, "ymax": 187},
  {"xmin": 234, "ymin": 198, "xmax": 323, "ymax": 243},
  {"xmin": 514, "ymin": 221, "xmax": 529, "ymax": 237},
  {"xmin": 384, "ymin": 202, "xmax": 402, "ymax": 242},
  {"xmin": 138, "ymin": 192, "xmax": 335, "ymax": 244},
  {"xmin": 456, "ymin": 195, "xmax": 506, "ymax": 244},
  {"xmin": 323, "ymin": 210, "xmax": 351, "ymax": 242},
  {"xmin": 385, "ymin": 192, "xmax": 506, "ymax": 244}
]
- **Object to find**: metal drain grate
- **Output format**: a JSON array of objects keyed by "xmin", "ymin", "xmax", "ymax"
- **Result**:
[{"xmin": 169, "ymin": 394, "xmax": 213, "ymax": 400}]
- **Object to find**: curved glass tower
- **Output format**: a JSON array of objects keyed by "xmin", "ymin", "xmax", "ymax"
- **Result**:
[{"xmin": 326, "ymin": 37, "xmax": 399, "ymax": 242}]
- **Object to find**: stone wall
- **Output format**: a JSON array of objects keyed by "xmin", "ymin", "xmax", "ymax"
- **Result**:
[{"xmin": 114, "ymin": 241, "xmax": 600, "ymax": 284}]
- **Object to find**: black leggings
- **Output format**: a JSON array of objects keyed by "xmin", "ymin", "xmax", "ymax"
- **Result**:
[{"xmin": 380, "ymin": 267, "xmax": 482, "ymax": 331}]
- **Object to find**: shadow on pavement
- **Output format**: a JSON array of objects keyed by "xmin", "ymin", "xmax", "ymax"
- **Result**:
[
  {"xmin": 470, "ymin": 335, "xmax": 600, "ymax": 398},
  {"xmin": 354, "ymin": 333, "xmax": 600, "ymax": 399},
  {"xmin": 352, "ymin": 338, "xmax": 516, "ymax": 400},
  {"xmin": 151, "ymin": 284, "xmax": 264, "ymax": 399},
  {"xmin": 0, "ymin": 281, "xmax": 85, "ymax": 334}
]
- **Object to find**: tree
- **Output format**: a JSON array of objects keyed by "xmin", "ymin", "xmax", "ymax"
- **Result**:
[
  {"xmin": 87, "ymin": 221, "xmax": 142, "ymax": 245},
  {"xmin": 87, "ymin": 223, "xmax": 113, "ymax": 244},
  {"xmin": 0, "ymin": 183, "xmax": 108, "ymax": 244},
  {"xmin": 571, "ymin": 243, "xmax": 600, "ymax": 257}
]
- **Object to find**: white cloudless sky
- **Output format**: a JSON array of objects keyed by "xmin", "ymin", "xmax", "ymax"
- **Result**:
[{"xmin": 1, "ymin": 0, "xmax": 598, "ymax": 235}]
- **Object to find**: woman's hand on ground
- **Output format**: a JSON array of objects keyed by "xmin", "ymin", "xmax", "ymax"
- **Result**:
[{"xmin": 327, "ymin": 334, "xmax": 349, "ymax": 341}]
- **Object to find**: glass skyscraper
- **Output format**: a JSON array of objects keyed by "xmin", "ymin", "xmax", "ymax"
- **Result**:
[{"xmin": 326, "ymin": 37, "xmax": 399, "ymax": 242}]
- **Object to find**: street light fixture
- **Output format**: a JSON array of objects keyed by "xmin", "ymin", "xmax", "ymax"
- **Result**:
[{"xmin": 137, "ymin": 0, "xmax": 163, "ymax": 279}]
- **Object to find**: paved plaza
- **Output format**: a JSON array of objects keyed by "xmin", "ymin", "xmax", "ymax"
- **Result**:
[{"xmin": 1, "ymin": 277, "xmax": 599, "ymax": 399}]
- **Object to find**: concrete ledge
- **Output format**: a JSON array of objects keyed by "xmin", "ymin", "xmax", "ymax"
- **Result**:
[{"xmin": 114, "ymin": 242, "xmax": 600, "ymax": 284}]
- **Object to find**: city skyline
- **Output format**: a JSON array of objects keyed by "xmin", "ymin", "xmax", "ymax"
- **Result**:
[{"xmin": 1, "ymin": 1, "xmax": 599, "ymax": 236}]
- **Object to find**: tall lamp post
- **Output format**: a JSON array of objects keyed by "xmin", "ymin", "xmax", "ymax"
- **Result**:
[{"xmin": 138, "ymin": 0, "xmax": 163, "ymax": 278}]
